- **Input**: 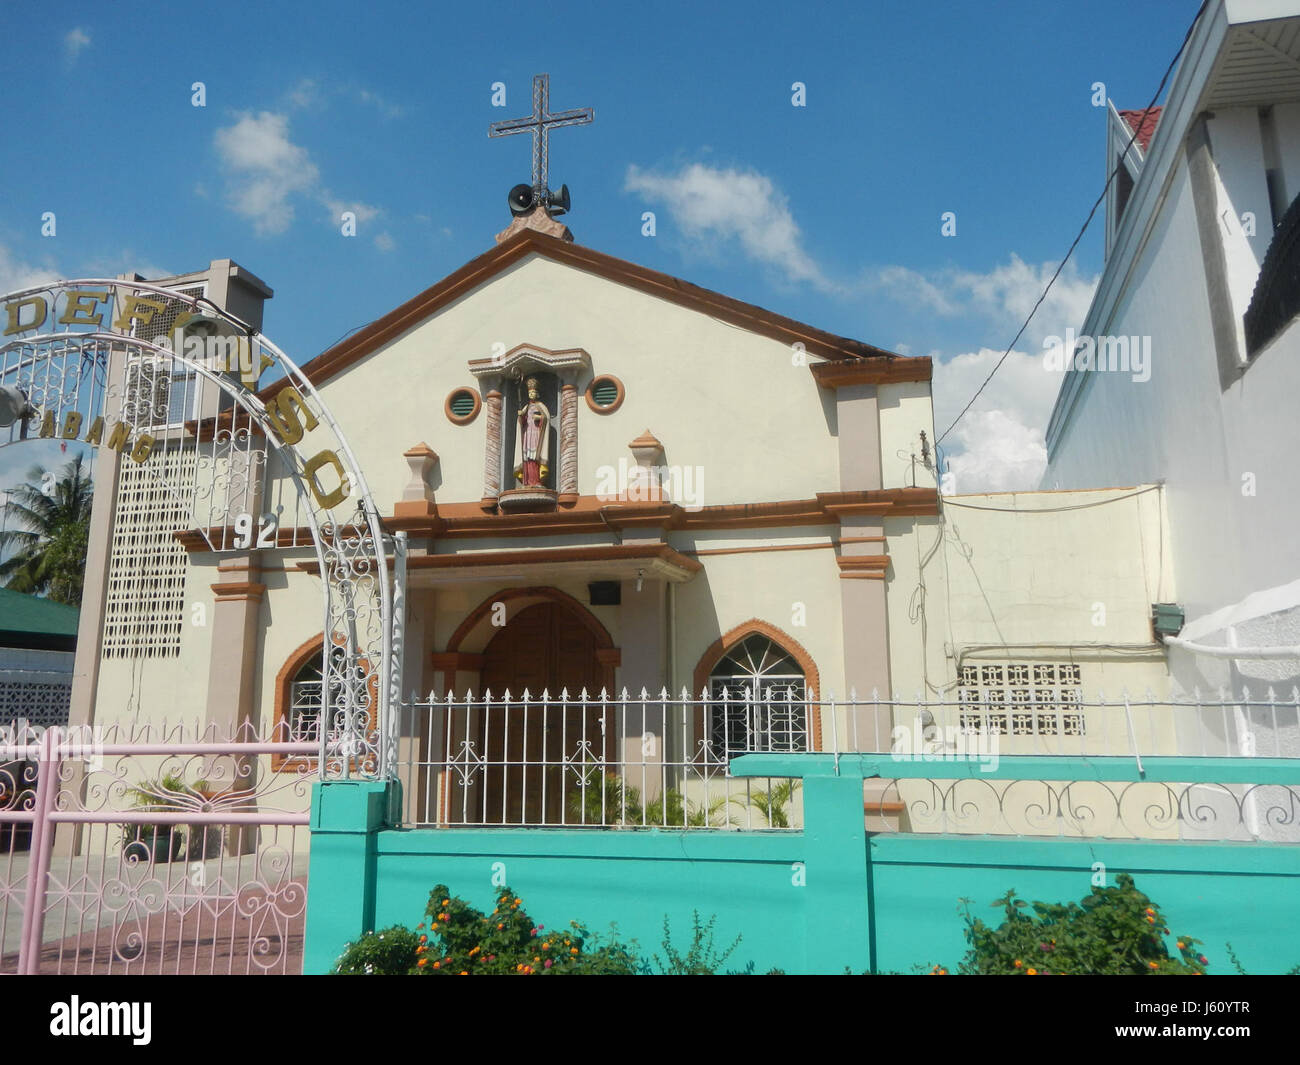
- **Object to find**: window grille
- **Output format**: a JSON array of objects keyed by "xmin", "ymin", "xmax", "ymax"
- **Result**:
[
  {"xmin": 101, "ymin": 444, "xmax": 196, "ymax": 658},
  {"xmin": 124, "ymin": 284, "xmax": 207, "ymax": 430},
  {"xmin": 286, "ymin": 645, "xmax": 372, "ymax": 748},
  {"xmin": 958, "ymin": 662, "xmax": 1086, "ymax": 737},
  {"xmin": 289, "ymin": 659, "xmax": 325, "ymax": 745},
  {"xmin": 131, "ymin": 284, "xmax": 205, "ymax": 345},
  {"xmin": 123, "ymin": 359, "xmax": 171, "ymax": 426},
  {"xmin": 707, "ymin": 634, "xmax": 808, "ymax": 760}
]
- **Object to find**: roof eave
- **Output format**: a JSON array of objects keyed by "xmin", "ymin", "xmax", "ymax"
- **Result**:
[{"xmin": 280, "ymin": 228, "xmax": 910, "ymax": 397}]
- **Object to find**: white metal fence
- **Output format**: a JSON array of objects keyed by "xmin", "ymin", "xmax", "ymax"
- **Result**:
[{"xmin": 390, "ymin": 687, "xmax": 1300, "ymax": 831}]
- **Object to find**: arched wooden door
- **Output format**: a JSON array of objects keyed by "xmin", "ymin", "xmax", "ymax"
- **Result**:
[{"xmin": 478, "ymin": 602, "xmax": 609, "ymax": 824}]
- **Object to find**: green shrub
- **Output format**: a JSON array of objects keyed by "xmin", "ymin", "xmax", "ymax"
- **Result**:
[
  {"xmin": 645, "ymin": 788, "xmax": 736, "ymax": 828},
  {"xmin": 335, "ymin": 925, "xmax": 423, "ymax": 974},
  {"xmin": 652, "ymin": 911, "xmax": 741, "ymax": 975},
  {"xmin": 958, "ymin": 874, "xmax": 1209, "ymax": 975},
  {"xmin": 566, "ymin": 773, "xmax": 642, "ymax": 826},
  {"xmin": 744, "ymin": 779, "xmax": 801, "ymax": 828},
  {"xmin": 334, "ymin": 885, "xmax": 640, "ymax": 975}
]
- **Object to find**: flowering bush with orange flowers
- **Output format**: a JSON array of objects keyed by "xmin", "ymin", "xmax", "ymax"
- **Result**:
[
  {"xmin": 333, "ymin": 884, "xmax": 641, "ymax": 975},
  {"xmin": 958, "ymin": 874, "xmax": 1208, "ymax": 975}
]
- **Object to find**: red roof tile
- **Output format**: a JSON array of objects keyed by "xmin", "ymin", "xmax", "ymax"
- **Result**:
[{"xmin": 1118, "ymin": 106, "xmax": 1162, "ymax": 152}]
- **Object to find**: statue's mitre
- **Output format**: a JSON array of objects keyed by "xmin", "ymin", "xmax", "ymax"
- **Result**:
[{"xmin": 525, "ymin": 376, "xmax": 539, "ymax": 389}]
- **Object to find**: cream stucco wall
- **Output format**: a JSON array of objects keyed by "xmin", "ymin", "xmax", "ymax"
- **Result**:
[
  {"xmin": 91, "ymin": 571, "xmax": 219, "ymax": 733},
  {"xmin": 877, "ymin": 381, "xmax": 936, "ymax": 491}
]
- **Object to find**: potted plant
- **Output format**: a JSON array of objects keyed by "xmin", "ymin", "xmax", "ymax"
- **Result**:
[
  {"xmin": 121, "ymin": 821, "xmax": 185, "ymax": 863},
  {"xmin": 122, "ymin": 772, "xmax": 192, "ymax": 864},
  {"xmin": 183, "ymin": 778, "xmax": 227, "ymax": 861}
]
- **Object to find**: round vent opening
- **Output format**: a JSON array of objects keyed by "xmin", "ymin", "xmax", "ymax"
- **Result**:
[
  {"xmin": 585, "ymin": 374, "xmax": 625, "ymax": 414},
  {"xmin": 445, "ymin": 387, "xmax": 481, "ymax": 425}
]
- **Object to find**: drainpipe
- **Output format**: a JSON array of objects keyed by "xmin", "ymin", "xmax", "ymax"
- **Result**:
[{"xmin": 1162, "ymin": 635, "xmax": 1300, "ymax": 658}]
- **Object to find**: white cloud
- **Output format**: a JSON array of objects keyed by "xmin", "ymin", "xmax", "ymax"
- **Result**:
[
  {"xmin": 951, "ymin": 254, "xmax": 1097, "ymax": 352},
  {"xmin": 0, "ymin": 243, "xmax": 61, "ymax": 293},
  {"xmin": 624, "ymin": 162, "xmax": 836, "ymax": 292},
  {"xmin": 868, "ymin": 264, "xmax": 960, "ymax": 316},
  {"xmin": 358, "ymin": 88, "xmax": 403, "ymax": 119},
  {"xmin": 324, "ymin": 198, "xmax": 380, "ymax": 227},
  {"xmin": 213, "ymin": 111, "xmax": 387, "ymax": 237},
  {"xmin": 63, "ymin": 27, "xmax": 91, "ymax": 63},
  {"xmin": 871, "ymin": 254, "xmax": 1097, "ymax": 352},
  {"xmin": 373, "ymin": 232, "xmax": 395, "ymax": 252},
  {"xmin": 932, "ymin": 347, "xmax": 1062, "ymax": 446},
  {"xmin": 943, "ymin": 409, "xmax": 1048, "ymax": 494},
  {"xmin": 214, "ymin": 112, "xmax": 320, "ymax": 235},
  {"xmin": 931, "ymin": 346, "xmax": 1060, "ymax": 491},
  {"xmin": 0, "ymin": 242, "xmax": 177, "ymax": 295},
  {"xmin": 286, "ymin": 78, "xmax": 320, "ymax": 110},
  {"xmin": 898, "ymin": 257, "xmax": 1098, "ymax": 493}
]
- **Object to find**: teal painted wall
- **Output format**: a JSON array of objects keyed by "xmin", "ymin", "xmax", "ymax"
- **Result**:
[
  {"xmin": 370, "ymin": 830, "xmax": 805, "ymax": 975},
  {"xmin": 869, "ymin": 836, "xmax": 1300, "ymax": 974},
  {"xmin": 305, "ymin": 756, "xmax": 1300, "ymax": 975}
]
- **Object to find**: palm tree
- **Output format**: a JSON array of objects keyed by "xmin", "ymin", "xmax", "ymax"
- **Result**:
[{"xmin": 0, "ymin": 454, "xmax": 94, "ymax": 605}]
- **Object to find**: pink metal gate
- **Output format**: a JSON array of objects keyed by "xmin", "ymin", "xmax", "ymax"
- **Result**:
[{"xmin": 0, "ymin": 720, "xmax": 314, "ymax": 975}]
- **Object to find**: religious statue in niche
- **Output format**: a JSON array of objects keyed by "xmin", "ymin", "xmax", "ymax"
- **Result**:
[{"xmin": 513, "ymin": 377, "xmax": 554, "ymax": 488}]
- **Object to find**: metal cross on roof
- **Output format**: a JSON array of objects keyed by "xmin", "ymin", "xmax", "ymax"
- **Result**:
[{"xmin": 488, "ymin": 74, "xmax": 593, "ymax": 194}]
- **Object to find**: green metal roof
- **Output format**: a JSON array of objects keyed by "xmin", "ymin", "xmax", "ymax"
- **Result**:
[{"xmin": 0, "ymin": 586, "xmax": 80, "ymax": 643}]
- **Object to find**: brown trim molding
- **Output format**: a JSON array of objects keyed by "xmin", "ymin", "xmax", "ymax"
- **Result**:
[
  {"xmin": 385, "ymin": 488, "xmax": 939, "ymax": 539},
  {"xmin": 835, "ymin": 555, "xmax": 890, "ymax": 580},
  {"xmin": 682, "ymin": 542, "xmax": 835, "ymax": 559},
  {"xmin": 405, "ymin": 543, "xmax": 701, "ymax": 574},
  {"xmin": 260, "ymin": 229, "xmax": 908, "ymax": 399},
  {"xmin": 691, "ymin": 619, "xmax": 823, "ymax": 751},
  {"xmin": 444, "ymin": 387, "xmax": 482, "ymax": 425},
  {"xmin": 175, "ymin": 488, "xmax": 939, "ymax": 555},
  {"xmin": 816, "ymin": 489, "xmax": 938, "ymax": 518},
  {"xmin": 585, "ymin": 374, "xmax": 625, "ymax": 414},
  {"xmin": 209, "ymin": 581, "xmax": 266, "ymax": 602},
  {"xmin": 811, "ymin": 357, "xmax": 932, "ymax": 387}
]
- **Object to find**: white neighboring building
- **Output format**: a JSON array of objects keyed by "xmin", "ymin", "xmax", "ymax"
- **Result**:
[{"xmin": 1042, "ymin": 0, "xmax": 1300, "ymax": 756}]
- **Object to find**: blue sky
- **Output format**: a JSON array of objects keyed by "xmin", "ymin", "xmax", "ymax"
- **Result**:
[{"xmin": 0, "ymin": 0, "xmax": 1200, "ymax": 495}]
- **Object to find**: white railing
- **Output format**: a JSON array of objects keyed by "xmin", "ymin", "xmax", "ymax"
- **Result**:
[{"xmin": 390, "ymin": 686, "xmax": 1300, "ymax": 829}]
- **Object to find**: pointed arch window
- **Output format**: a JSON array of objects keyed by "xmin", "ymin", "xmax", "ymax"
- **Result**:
[
  {"xmin": 287, "ymin": 651, "xmax": 328, "ymax": 744},
  {"xmin": 275, "ymin": 638, "xmax": 376, "ymax": 768},
  {"xmin": 707, "ymin": 633, "xmax": 809, "ymax": 760}
]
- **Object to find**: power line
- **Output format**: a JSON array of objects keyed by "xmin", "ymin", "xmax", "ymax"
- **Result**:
[
  {"xmin": 936, "ymin": 0, "xmax": 1209, "ymax": 446},
  {"xmin": 941, "ymin": 483, "xmax": 1161, "ymax": 513}
]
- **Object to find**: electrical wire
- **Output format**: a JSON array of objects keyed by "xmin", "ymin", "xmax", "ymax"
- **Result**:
[
  {"xmin": 936, "ymin": 0, "xmax": 1209, "ymax": 446},
  {"xmin": 941, "ymin": 483, "xmax": 1161, "ymax": 513}
]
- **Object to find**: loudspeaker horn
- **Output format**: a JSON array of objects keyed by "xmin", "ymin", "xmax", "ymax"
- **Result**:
[
  {"xmin": 508, "ymin": 184, "xmax": 536, "ymax": 215},
  {"xmin": 548, "ymin": 184, "xmax": 571, "ymax": 216},
  {"xmin": 0, "ymin": 385, "xmax": 30, "ymax": 429}
]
